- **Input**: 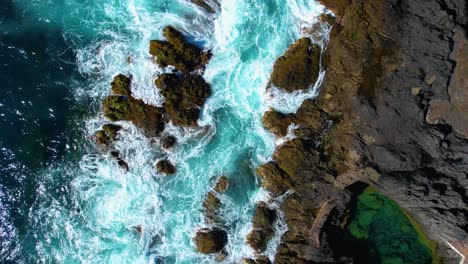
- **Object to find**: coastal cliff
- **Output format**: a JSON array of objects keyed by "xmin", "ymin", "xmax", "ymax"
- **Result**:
[{"xmin": 258, "ymin": 0, "xmax": 467, "ymax": 263}]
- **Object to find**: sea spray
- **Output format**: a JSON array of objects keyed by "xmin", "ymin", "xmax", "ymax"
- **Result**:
[{"xmin": 7, "ymin": 0, "xmax": 330, "ymax": 263}]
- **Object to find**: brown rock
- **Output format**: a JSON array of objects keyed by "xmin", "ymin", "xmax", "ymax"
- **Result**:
[
  {"xmin": 103, "ymin": 75, "xmax": 165, "ymax": 137},
  {"xmin": 203, "ymin": 191, "xmax": 221, "ymax": 223},
  {"xmin": 189, "ymin": 0, "xmax": 219, "ymax": 13},
  {"xmin": 246, "ymin": 202, "xmax": 276, "ymax": 253},
  {"xmin": 268, "ymin": 38, "xmax": 321, "ymax": 92},
  {"xmin": 160, "ymin": 135, "xmax": 177, "ymax": 149},
  {"xmin": 214, "ymin": 176, "xmax": 229, "ymax": 193},
  {"xmin": 156, "ymin": 159, "xmax": 176, "ymax": 175},
  {"xmin": 149, "ymin": 26, "xmax": 211, "ymax": 74},
  {"xmin": 155, "ymin": 73, "xmax": 211, "ymax": 127},
  {"xmin": 193, "ymin": 228, "xmax": 228, "ymax": 254}
]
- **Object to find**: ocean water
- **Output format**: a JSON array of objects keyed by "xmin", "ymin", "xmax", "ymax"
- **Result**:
[{"xmin": 0, "ymin": 0, "xmax": 328, "ymax": 263}]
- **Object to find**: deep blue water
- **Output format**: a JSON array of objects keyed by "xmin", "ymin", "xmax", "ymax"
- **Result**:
[{"xmin": 0, "ymin": 1, "xmax": 327, "ymax": 263}]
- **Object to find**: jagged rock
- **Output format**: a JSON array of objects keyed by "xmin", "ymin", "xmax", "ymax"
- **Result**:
[
  {"xmin": 160, "ymin": 135, "xmax": 177, "ymax": 149},
  {"xmin": 156, "ymin": 159, "xmax": 176, "ymax": 175},
  {"xmin": 189, "ymin": 0, "xmax": 219, "ymax": 13},
  {"xmin": 214, "ymin": 176, "xmax": 229, "ymax": 193},
  {"xmin": 149, "ymin": 26, "xmax": 211, "ymax": 74},
  {"xmin": 258, "ymin": 0, "xmax": 468, "ymax": 262},
  {"xmin": 103, "ymin": 74, "xmax": 165, "ymax": 137},
  {"xmin": 94, "ymin": 124, "xmax": 122, "ymax": 147},
  {"xmin": 246, "ymin": 202, "xmax": 277, "ymax": 253},
  {"xmin": 193, "ymin": 228, "xmax": 228, "ymax": 254},
  {"xmin": 267, "ymin": 38, "xmax": 321, "ymax": 92},
  {"xmin": 110, "ymin": 150, "xmax": 129, "ymax": 171},
  {"xmin": 242, "ymin": 256, "xmax": 271, "ymax": 264},
  {"xmin": 203, "ymin": 191, "xmax": 221, "ymax": 223},
  {"xmin": 155, "ymin": 73, "xmax": 211, "ymax": 127}
]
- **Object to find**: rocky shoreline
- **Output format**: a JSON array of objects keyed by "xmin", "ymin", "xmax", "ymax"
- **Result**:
[
  {"xmin": 93, "ymin": 0, "xmax": 467, "ymax": 262},
  {"xmin": 256, "ymin": 0, "xmax": 467, "ymax": 263}
]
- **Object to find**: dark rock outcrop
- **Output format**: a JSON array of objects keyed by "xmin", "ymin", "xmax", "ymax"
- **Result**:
[
  {"xmin": 149, "ymin": 26, "xmax": 211, "ymax": 74},
  {"xmin": 193, "ymin": 227, "xmax": 228, "ymax": 254},
  {"xmin": 103, "ymin": 74, "xmax": 165, "ymax": 137},
  {"xmin": 203, "ymin": 176, "xmax": 230, "ymax": 224},
  {"xmin": 246, "ymin": 202, "xmax": 277, "ymax": 253},
  {"xmin": 160, "ymin": 134, "xmax": 177, "ymax": 149},
  {"xmin": 94, "ymin": 124, "xmax": 122, "ymax": 148},
  {"xmin": 258, "ymin": 0, "xmax": 467, "ymax": 263},
  {"xmin": 267, "ymin": 38, "xmax": 321, "ymax": 92},
  {"xmin": 189, "ymin": 0, "xmax": 220, "ymax": 14},
  {"xmin": 156, "ymin": 159, "xmax": 176, "ymax": 175},
  {"xmin": 155, "ymin": 73, "xmax": 211, "ymax": 127}
]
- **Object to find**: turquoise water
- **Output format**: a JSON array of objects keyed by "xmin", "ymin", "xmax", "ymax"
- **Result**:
[{"xmin": 1, "ymin": 0, "xmax": 327, "ymax": 263}]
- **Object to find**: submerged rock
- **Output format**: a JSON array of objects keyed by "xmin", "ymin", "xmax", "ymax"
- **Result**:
[
  {"xmin": 267, "ymin": 38, "xmax": 321, "ymax": 92},
  {"xmin": 156, "ymin": 159, "xmax": 176, "ymax": 175},
  {"xmin": 149, "ymin": 26, "xmax": 211, "ymax": 74},
  {"xmin": 193, "ymin": 228, "xmax": 228, "ymax": 254},
  {"xmin": 214, "ymin": 176, "xmax": 229, "ymax": 193},
  {"xmin": 155, "ymin": 73, "xmax": 211, "ymax": 127},
  {"xmin": 246, "ymin": 202, "xmax": 277, "ymax": 253},
  {"xmin": 102, "ymin": 74, "xmax": 165, "ymax": 137},
  {"xmin": 203, "ymin": 177, "xmax": 229, "ymax": 224}
]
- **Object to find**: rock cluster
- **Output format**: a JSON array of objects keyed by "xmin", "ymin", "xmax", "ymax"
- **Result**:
[{"xmin": 257, "ymin": 0, "xmax": 468, "ymax": 262}]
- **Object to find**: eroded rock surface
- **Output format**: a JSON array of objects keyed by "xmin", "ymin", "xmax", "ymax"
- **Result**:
[
  {"xmin": 193, "ymin": 227, "xmax": 228, "ymax": 254},
  {"xmin": 258, "ymin": 0, "xmax": 467, "ymax": 263},
  {"xmin": 246, "ymin": 202, "xmax": 277, "ymax": 253},
  {"xmin": 267, "ymin": 38, "xmax": 321, "ymax": 92}
]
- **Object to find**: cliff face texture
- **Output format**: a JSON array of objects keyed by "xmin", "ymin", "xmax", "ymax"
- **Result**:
[{"xmin": 259, "ymin": 0, "xmax": 467, "ymax": 263}]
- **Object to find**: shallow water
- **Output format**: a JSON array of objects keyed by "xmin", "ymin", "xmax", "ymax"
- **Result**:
[{"xmin": 0, "ymin": 0, "xmax": 327, "ymax": 263}]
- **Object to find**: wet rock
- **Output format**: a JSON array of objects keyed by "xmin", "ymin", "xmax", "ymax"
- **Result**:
[
  {"xmin": 214, "ymin": 176, "xmax": 229, "ymax": 193},
  {"xmin": 203, "ymin": 191, "xmax": 221, "ymax": 223},
  {"xmin": 193, "ymin": 227, "xmax": 228, "ymax": 254},
  {"xmin": 258, "ymin": 0, "xmax": 468, "ymax": 262},
  {"xmin": 242, "ymin": 256, "xmax": 271, "ymax": 264},
  {"xmin": 160, "ymin": 135, "xmax": 177, "ymax": 149},
  {"xmin": 155, "ymin": 73, "xmax": 211, "ymax": 127},
  {"xmin": 156, "ymin": 159, "xmax": 176, "ymax": 175},
  {"xmin": 103, "ymin": 74, "xmax": 165, "ymax": 137},
  {"xmin": 246, "ymin": 202, "xmax": 277, "ymax": 253},
  {"xmin": 267, "ymin": 38, "xmax": 321, "ymax": 92},
  {"xmin": 149, "ymin": 26, "xmax": 211, "ymax": 74},
  {"xmin": 189, "ymin": 0, "xmax": 219, "ymax": 14},
  {"xmin": 110, "ymin": 150, "xmax": 129, "ymax": 171},
  {"xmin": 94, "ymin": 124, "xmax": 122, "ymax": 147}
]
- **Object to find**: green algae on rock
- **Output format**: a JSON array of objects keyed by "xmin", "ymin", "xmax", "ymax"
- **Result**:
[
  {"xmin": 149, "ymin": 26, "xmax": 211, "ymax": 74},
  {"xmin": 102, "ymin": 74, "xmax": 165, "ymax": 137},
  {"xmin": 338, "ymin": 188, "xmax": 439, "ymax": 264},
  {"xmin": 267, "ymin": 37, "xmax": 321, "ymax": 92}
]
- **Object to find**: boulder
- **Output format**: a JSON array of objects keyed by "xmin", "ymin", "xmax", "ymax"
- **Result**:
[
  {"xmin": 193, "ymin": 228, "xmax": 228, "ymax": 254},
  {"xmin": 156, "ymin": 159, "xmax": 176, "ymax": 175},
  {"xmin": 160, "ymin": 135, "xmax": 177, "ymax": 149},
  {"xmin": 267, "ymin": 38, "xmax": 321, "ymax": 92},
  {"xmin": 155, "ymin": 73, "xmax": 211, "ymax": 127},
  {"xmin": 94, "ymin": 124, "xmax": 122, "ymax": 148},
  {"xmin": 149, "ymin": 26, "xmax": 211, "ymax": 74},
  {"xmin": 214, "ymin": 176, "xmax": 229, "ymax": 193},
  {"xmin": 103, "ymin": 74, "xmax": 165, "ymax": 137}
]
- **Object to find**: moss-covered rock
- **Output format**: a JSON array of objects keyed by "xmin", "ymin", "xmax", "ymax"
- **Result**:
[
  {"xmin": 155, "ymin": 73, "xmax": 211, "ymax": 127},
  {"xmin": 149, "ymin": 26, "xmax": 211, "ymax": 74},
  {"xmin": 193, "ymin": 228, "xmax": 228, "ymax": 254},
  {"xmin": 268, "ymin": 38, "xmax": 321, "ymax": 92},
  {"xmin": 246, "ymin": 202, "xmax": 277, "ymax": 253},
  {"xmin": 103, "ymin": 75, "xmax": 165, "ymax": 137},
  {"xmin": 156, "ymin": 159, "xmax": 176, "ymax": 175}
]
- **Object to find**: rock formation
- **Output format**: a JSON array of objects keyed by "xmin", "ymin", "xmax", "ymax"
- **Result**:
[
  {"xmin": 257, "ymin": 0, "xmax": 467, "ymax": 263},
  {"xmin": 156, "ymin": 159, "xmax": 176, "ymax": 175},
  {"xmin": 246, "ymin": 202, "xmax": 277, "ymax": 253},
  {"xmin": 267, "ymin": 37, "xmax": 321, "ymax": 92},
  {"xmin": 193, "ymin": 227, "xmax": 228, "ymax": 254}
]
